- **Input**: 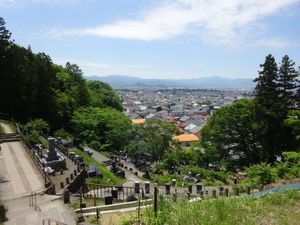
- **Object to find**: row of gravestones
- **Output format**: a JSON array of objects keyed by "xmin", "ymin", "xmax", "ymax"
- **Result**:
[
  {"xmin": 97, "ymin": 181, "xmax": 251, "ymax": 206},
  {"xmin": 59, "ymin": 165, "xmax": 83, "ymax": 189}
]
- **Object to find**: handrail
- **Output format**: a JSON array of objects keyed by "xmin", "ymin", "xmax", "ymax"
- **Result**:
[{"xmin": 42, "ymin": 218, "xmax": 68, "ymax": 225}]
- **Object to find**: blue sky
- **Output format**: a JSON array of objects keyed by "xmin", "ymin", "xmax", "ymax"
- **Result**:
[{"xmin": 1, "ymin": 0, "xmax": 300, "ymax": 79}]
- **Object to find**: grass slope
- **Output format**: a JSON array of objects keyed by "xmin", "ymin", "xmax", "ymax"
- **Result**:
[
  {"xmin": 73, "ymin": 150, "xmax": 124, "ymax": 186},
  {"xmin": 122, "ymin": 190, "xmax": 300, "ymax": 225}
]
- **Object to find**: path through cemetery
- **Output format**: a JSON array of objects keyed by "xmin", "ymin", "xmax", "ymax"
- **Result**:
[
  {"xmin": 0, "ymin": 121, "xmax": 77, "ymax": 225},
  {"xmin": 0, "ymin": 122, "xmax": 44, "ymax": 197},
  {"xmin": 0, "ymin": 122, "xmax": 13, "ymax": 134}
]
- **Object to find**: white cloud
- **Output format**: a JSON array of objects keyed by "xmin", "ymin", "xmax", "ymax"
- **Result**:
[
  {"xmin": 53, "ymin": 58, "xmax": 153, "ymax": 77},
  {"xmin": 55, "ymin": 0, "xmax": 299, "ymax": 47},
  {"xmin": 253, "ymin": 38, "xmax": 296, "ymax": 48},
  {"xmin": 0, "ymin": 0, "xmax": 79, "ymax": 8}
]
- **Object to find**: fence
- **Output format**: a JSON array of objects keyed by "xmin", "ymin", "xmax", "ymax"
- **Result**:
[{"xmin": 84, "ymin": 183, "xmax": 146, "ymax": 202}]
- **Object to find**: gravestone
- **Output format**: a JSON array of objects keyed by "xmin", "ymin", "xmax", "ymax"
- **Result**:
[
  {"xmin": 134, "ymin": 181, "xmax": 140, "ymax": 194},
  {"xmin": 196, "ymin": 183, "xmax": 202, "ymax": 192},
  {"xmin": 165, "ymin": 183, "xmax": 170, "ymax": 194},
  {"xmin": 105, "ymin": 195, "xmax": 113, "ymax": 205},
  {"xmin": 172, "ymin": 179, "xmax": 176, "ymax": 187},
  {"xmin": 88, "ymin": 163, "xmax": 96, "ymax": 177},
  {"xmin": 47, "ymin": 137, "xmax": 58, "ymax": 161},
  {"xmin": 145, "ymin": 181, "xmax": 150, "ymax": 194},
  {"xmin": 111, "ymin": 188, "xmax": 118, "ymax": 199}
]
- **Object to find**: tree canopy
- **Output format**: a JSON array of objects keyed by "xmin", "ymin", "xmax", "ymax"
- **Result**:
[
  {"xmin": 0, "ymin": 17, "xmax": 123, "ymax": 132},
  {"xmin": 71, "ymin": 107, "xmax": 131, "ymax": 151},
  {"xmin": 201, "ymin": 99, "xmax": 260, "ymax": 167},
  {"xmin": 201, "ymin": 54, "xmax": 299, "ymax": 168}
]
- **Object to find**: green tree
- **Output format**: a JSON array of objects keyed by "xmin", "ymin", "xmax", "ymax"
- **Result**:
[
  {"xmin": 126, "ymin": 120, "xmax": 179, "ymax": 161},
  {"xmin": 253, "ymin": 54, "xmax": 283, "ymax": 163},
  {"xmin": 285, "ymin": 110, "xmax": 300, "ymax": 143},
  {"xmin": 87, "ymin": 80, "xmax": 123, "ymax": 111},
  {"xmin": 201, "ymin": 99, "xmax": 259, "ymax": 167},
  {"xmin": 0, "ymin": 17, "xmax": 11, "ymax": 42},
  {"xmin": 71, "ymin": 107, "xmax": 132, "ymax": 151},
  {"xmin": 278, "ymin": 55, "xmax": 298, "ymax": 111},
  {"xmin": 25, "ymin": 118, "xmax": 49, "ymax": 133}
]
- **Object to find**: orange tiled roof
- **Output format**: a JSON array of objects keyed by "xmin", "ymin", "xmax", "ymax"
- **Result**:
[
  {"xmin": 173, "ymin": 133, "xmax": 199, "ymax": 142},
  {"xmin": 131, "ymin": 118, "xmax": 146, "ymax": 124}
]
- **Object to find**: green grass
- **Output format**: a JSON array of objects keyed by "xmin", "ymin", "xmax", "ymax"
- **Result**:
[
  {"xmin": 73, "ymin": 150, "xmax": 125, "ymax": 186},
  {"xmin": 149, "ymin": 173, "xmax": 190, "ymax": 186},
  {"xmin": 122, "ymin": 190, "xmax": 300, "ymax": 225},
  {"xmin": 8, "ymin": 122, "xmax": 16, "ymax": 133},
  {"xmin": 0, "ymin": 120, "xmax": 16, "ymax": 134},
  {"xmin": 149, "ymin": 172, "xmax": 225, "ymax": 187},
  {"xmin": 39, "ymin": 135, "xmax": 48, "ymax": 148}
]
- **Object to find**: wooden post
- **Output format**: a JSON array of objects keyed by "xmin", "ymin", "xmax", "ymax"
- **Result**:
[
  {"xmin": 173, "ymin": 188, "xmax": 177, "ymax": 202},
  {"xmin": 94, "ymin": 194, "xmax": 96, "ymax": 206},
  {"xmin": 96, "ymin": 208, "xmax": 99, "ymax": 220},
  {"xmin": 246, "ymin": 186, "xmax": 251, "ymax": 195},
  {"xmin": 80, "ymin": 190, "xmax": 83, "ymax": 212},
  {"xmin": 212, "ymin": 190, "xmax": 216, "ymax": 198},
  {"xmin": 225, "ymin": 188, "xmax": 229, "ymax": 197},
  {"xmin": 154, "ymin": 186, "xmax": 158, "ymax": 218}
]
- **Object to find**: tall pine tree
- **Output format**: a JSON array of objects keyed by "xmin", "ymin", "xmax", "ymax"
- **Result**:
[
  {"xmin": 253, "ymin": 54, "xmax": 281, "ymax": 163},
  {"xmin": 278, "ymin": 55, "xmax": 298, "ymax": 111},
  {"xmin": 0, "ymin": 17, "xmax": 11, "ymax": 43}
]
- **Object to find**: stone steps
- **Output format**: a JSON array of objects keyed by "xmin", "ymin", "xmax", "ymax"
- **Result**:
[{"xmin": 0, "ymin": 133, "xmax": 20, "ymax": 143}]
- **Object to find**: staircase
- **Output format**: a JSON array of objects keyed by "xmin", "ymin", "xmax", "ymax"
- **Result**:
[{"xmin": 0, "ymin": 133, "xmax": 20, "ymax": 143}]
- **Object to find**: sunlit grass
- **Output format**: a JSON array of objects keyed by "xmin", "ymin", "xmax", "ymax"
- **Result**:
[
  {"xmin": 122, "ymin": 190, "xmax": 300, "ymax": 225},
  {"xmin": 73, "ymin": 149, "xmax": 125, "ymax": 186}
]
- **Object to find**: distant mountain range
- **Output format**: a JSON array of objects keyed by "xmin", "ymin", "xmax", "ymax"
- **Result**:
[{"xmin": 85, "ymin": 75, "xmax": 255, "ymax": 90}]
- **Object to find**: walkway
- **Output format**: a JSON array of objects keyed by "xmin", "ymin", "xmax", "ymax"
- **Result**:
[
  {"xmin": 0, "ymin": 121, "xmax": 78, "ymax": 225},
  {"xmin": 0, "ymin": 121, "xmax": 44, "ymax": 198},
  {"xmin": 0, "ymin": 121, "xmax": 13, "ymax": 134},
  {"xmin": 3, "ymin": 194, "xmax": 77, "ymax": 225},
  {"xmin": 0, "ymin": 141, "xmax": 44, "ymax": 198}
]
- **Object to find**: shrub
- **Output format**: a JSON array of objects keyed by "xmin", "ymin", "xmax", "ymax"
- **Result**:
[
  {"xmin": 89, "ymin": 140, "xmax": 102, "ymax": 151},
  {"xmin": 245, "ymin": 163, "xmax": 277, "ymax": 188},
  {"xmin": 24, "ymin": 130, "xmax": 41, "ymax": 145},
  {"xmin": 53, "ymin": 128, "xmax": 72, "ymax": 141}
]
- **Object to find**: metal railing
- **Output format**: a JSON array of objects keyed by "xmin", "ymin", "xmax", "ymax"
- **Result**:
[
  {"xmin": 42, "ymin": 218, "xmax": 67, "ymax": 225},
  {"xmin": 84, "ymin": 183, "xmax": 145, "ymax": 202}
]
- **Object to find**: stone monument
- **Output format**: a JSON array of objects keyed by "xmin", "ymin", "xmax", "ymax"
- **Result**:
[{"xmin": 43, "ymin": 137, "xmax": 66, "ymax": 171}]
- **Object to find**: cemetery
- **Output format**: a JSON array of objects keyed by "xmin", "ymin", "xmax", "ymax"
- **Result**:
[{"xmin": 1, "ymin": 116, "xmax": 300, "ymax": 225}]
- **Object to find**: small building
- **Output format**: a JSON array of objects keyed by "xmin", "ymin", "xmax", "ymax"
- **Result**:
[
  {"xmin": 131, "ymin": 118, "xmax": 146, "ymax": 124},
  {"xmin": 173, "ymin": 134, "xmax": 200, "ymax": 147}
]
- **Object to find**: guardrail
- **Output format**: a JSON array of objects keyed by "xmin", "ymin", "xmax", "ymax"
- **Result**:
[
  {"xmin": 84, "ymin": 183, "xmax": 146, "ymax": 202},
  {"xmin": 42, "ymin": 218, "xmax": 67, "ymax": 225}
]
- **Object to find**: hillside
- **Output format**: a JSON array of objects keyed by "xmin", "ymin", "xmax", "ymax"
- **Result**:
[
  {"xmin": 86, "ymin": 75, "xmax": 255, "ymax": 89},
  {"xmin": 122, "ymin": 190, "xmax": 300, "ymax": 225}
]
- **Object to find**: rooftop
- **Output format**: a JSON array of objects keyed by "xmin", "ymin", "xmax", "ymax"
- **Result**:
[
  {"xmin": 131, "ymin": 118, "xmax": 146, "ymax": 124},
  {"xmin": 173, "ymin": 133, "xmax": 200, "ymax": 142}
]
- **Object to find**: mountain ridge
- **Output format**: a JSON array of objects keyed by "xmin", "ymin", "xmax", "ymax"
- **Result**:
[{"xmin": 85, "ymin": 75, "xmax": 255, "ymax": 89}]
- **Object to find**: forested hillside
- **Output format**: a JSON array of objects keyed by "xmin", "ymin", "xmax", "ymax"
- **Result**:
[{"xmin": 0, "ymin": 17, "xmax": 123, "ymax": 131}]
